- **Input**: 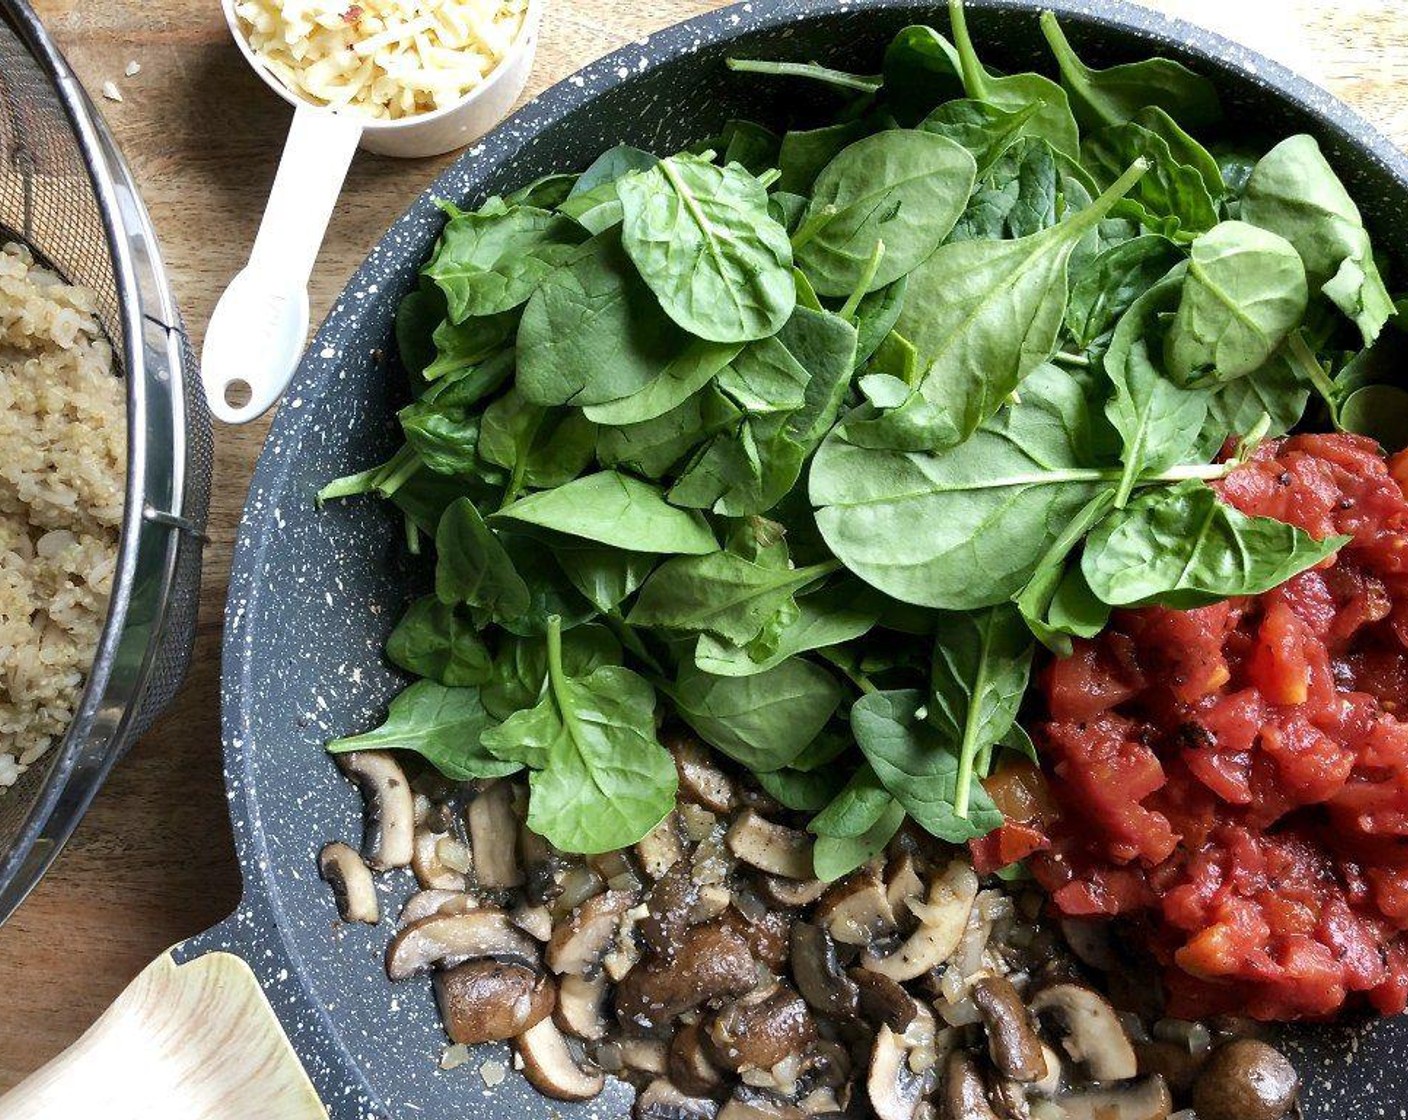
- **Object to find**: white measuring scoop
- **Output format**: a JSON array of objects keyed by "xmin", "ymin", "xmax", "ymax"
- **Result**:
[{"xmin": 203, "ymin": 0, "xmax": 543, "ymax": 425}]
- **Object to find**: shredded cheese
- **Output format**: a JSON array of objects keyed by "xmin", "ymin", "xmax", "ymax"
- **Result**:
[{"xmin": 233, "ymin": 0, "xmax": 529, "ymax": 121}]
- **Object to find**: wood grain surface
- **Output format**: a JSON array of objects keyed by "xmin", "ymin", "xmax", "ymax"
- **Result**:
[{"xmin": 1, "ymin": 0, "xmax": 1406, "ymax": 1092}]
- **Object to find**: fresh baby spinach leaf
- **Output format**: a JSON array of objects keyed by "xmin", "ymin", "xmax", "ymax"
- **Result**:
[
  {"xmin": 1082, "ymin": 479, "xmax": 1348, "ymax": 608},
  {"xmin": 1039, "ymin": 11, "xmax": 1221, "ymax": 132},
  {"xmin": 494, "ymin": 471, "xmax": 718, "ymax": 555},
  {"xmin": 618, "ymin": 153, "xmax": 796, "ymax": 343},
  {"xmin": 328, "ymin": 681, "xmax": 516, "ymax": 782}
]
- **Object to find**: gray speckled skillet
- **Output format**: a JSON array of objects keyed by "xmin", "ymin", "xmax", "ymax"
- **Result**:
[{"xmin": 185, "ymin": 2, "xmax": 1408, "ymax": 1116}]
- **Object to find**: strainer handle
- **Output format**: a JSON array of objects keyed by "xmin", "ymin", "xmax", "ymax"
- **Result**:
[{"xmin": 201, "ymin": 106, "xmax": 363, "ymax": 425}]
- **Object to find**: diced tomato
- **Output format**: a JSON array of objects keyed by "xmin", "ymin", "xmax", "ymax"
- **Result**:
[{"xmin": 1027, "ymin": 435, "xmax": 1408, "ymax": 1022}]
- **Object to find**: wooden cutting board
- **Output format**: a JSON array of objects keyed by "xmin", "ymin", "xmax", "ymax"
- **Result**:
[{"xmin": 1, "ymin": 0, "xmax": 1406, "ymax": 1091}]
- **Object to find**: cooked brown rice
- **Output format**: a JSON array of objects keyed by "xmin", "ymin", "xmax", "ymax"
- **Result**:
[{"xmin": 0, "ymin": 242, "xmax": 125, "ymax": 788}]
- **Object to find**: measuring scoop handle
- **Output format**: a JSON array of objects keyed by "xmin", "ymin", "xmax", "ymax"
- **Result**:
[{"xmin": 201, "ymin": 106, "xmax": 362, "ymax": 425}]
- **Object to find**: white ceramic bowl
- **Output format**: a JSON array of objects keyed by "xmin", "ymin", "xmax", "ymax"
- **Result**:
[{"xmin": 221, "ymin": 0, "xmax": 544, "ymax": 159}]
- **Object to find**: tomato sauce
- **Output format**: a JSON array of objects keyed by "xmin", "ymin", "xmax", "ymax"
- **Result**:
[{"xmin": 1013, "ymin": 435, "xmax": 1408, "ymax": 1021}]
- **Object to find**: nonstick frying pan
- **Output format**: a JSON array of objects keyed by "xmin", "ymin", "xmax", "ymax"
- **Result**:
[{"xmin": 5, "ymin": 2, "xmax": 1408, "ymax": 1117}]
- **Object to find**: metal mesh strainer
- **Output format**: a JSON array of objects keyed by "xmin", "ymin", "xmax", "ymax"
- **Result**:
[{"xmin": 0, "ymin": 1, "xmax": 213, "ymax": 924}]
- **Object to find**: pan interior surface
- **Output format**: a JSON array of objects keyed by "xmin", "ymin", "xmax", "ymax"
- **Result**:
[{"xmin": 215, "ymin": 3, "xmax": 1408, "ymax": 1116}]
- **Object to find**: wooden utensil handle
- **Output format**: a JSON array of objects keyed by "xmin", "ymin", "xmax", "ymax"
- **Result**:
[{"xmin": 0, "ymin": 950, "xmax": 327, "ymax": 1119}]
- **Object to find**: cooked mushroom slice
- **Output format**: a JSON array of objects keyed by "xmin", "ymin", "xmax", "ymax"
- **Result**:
[
  {"xmin": 760, "ymin": 874, "xmax": 827, "ymax": 908},
  {"xmin": 971, "ymin": 975, "xmax": 1047, "ymax": 1083},
  {"xmin": 851, "ymin": 969, "xmax": 917, "ymax": 1033},
  {"xmin": 467, "ymin": 781, "xmax": 524, "ymax": 889},
  {"xmin": 547, "ymin": 889, "xmax": 637, "ymax": 976},
  {"xmin": 635, "ymin": 1079, "xmax": 720, "ymax": 1120},
  {"xmin": 399, "ymin": 889, "xmax": 478, "ymax": 926},
  {"xmin": 413, "ymin": 828, "xmax": 469, "ymax": 892},
  {"xmin": 717, "ymin": 1087, "xmax": 806, "ymax": 1120},
  {"xmin": 435, "ymin": 960, "xmax": 554, "ymax": 1044},
  {"xmin": 614, "ymin": 922, "xmax": 757, "ymax": 1033},
  {"xmin": 386, "ymin": 910, "xmax": 538, "ymax": 980},
  {"xmin": 726, "ymin": 810, "xmax": 815, "ymax": 880},
  {"xmin": 516, "ymin": 1017, "xmax": 605, "ymax": 1102},
  {"xmin": 692, "ymin": 884, "xmax": 733, "ymax": 924},
  {"xmin": 1191, "ymin": 1039, "xmax": 1299, "ymax": 1120},
  {"xmin": 319, "ymin": 842, "xmax": 379, "ymax": 924},
  {"xmin": 1059, "ymin": 918, "xmax": 1120, "ymax": 972},
  {"xmin": 940, "ymin": 1052, "xmax": 1001, "ymax": 1120},
  {"xmin": 791, "ymin": 922, "xmax": 860, "ymax": 1019},
  {"xmin": 1029, "ymin": 983, "xmax": 1138, "ymax": 1082},
  {"xmin": 669, "ymin": 1023, "xmax": 727, "ymax": 1099},
  {"xmin": 1056, "ymin": 1076, "xmax": 1172, "ymax": 1120},
  {"xmin": 988, "ymin": 1076, "xmax": 1030, "ymax": 1120},
  {"xmin": 555, "ymin": 973, "xmax": 610, "ymax": 1042},
  {"xmin": 637, "ymin": 814, "xmax": 686, "ymax": 881},
  {"xmin": 521, "ymin": 825, "xmax": 572, "ymax": 907},
  {"xmin": 671, "ymin": 733, "xmax": 738, "ymax": 813},
  {"xmin": 511, "ymin": 902, "xmax": 553, "ymax": 943},
  {"xmin": 1135, "ymin": 1039, "xmax": 1203, "ymax": 1098},
  {"xmin": 884, "ymin": 852, "xmax": 925, "ymax": 916},
  {"xmin": 621, "ymin": 1038, "xmax": 671, "ymax": 1076},
  {"xmin": 642, "ymin": 862, "xmax": 702, "ymax": 960},
  {"xmin": 868, "ymin": 1012, "xmax": 939, "ymax": 1120},
  {"xmin": 1031, "ymin": 1045, "xmax": 1062, "ymax": 1098},
  {"xmin": 815, "ymin": 864, "xmax": 899, "ymax": 947},
  {"xmin": 336, "ymin": 751, "xmax": 414, "ymax": 870},
  {"xmin": 703, "ymin": 984, "xmax": 816, "ymax": 1074},
  {"xmin": 862, "ymin": 860, "xmax": 978, "ymax": 982},
  {"xmin": 721, "ymin": 900, "xmax": 791, "ymax": 971}
]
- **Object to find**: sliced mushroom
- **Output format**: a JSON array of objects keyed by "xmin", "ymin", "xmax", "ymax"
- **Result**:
[
  {"xmin": 1029, "ymin": 983, "xmax": 1138, "ymax": 1082},
  {"xmin": 635, "ymin": 1079, "xmax": 720, "ymax": 1120},
  {"xmin": 637, "ymin": 814, "xmax": 686, "ymax": 881},
  {"xmin": 851, "ymin": 969, "xmax": 918, "ymax": 1033},
  {"xmin": 516, "ymin": 1017, "xmax": 605, "ymax": 1102},
  {"xmin": 717, "ymin": 1087, "xmax": 806, "ymax": 1120},
  {"xmin": 337, "ymin": 751, "xmax": 414, "ymax": 870},
  {"xmin": 1031, "ymin": 1045, "xmax": 1062, "ymax": 1098},
  {"xmin": 790, "ymin": 922, "xmax": 859, "ymax": 1020},
  {"xmin": 435, "ymin": 960, "xmax": 554, "ymax": 1044},
  {"xmin": 413, "ymin": 828, "xmax": 469, "ymax": 892},
  {"xmin": 862, "ymin": 860, "xmax": 978, "ymax": 982},
  {"xmin": 815, "ymin": 864, "xmax": 899, "ymax": 947},
  {"xmin": 642, "ymin": 862, "xmax": 702, "ymax": 960},
  {"xmin": 940, "ymin": 1052, "xmax": 1001, "ymax": 1120},
  {"xmin": 971, "ymin": 975, "xmax": 1047, "ymax": 1083},
  {"xmin": 726, "ymin": 810, "xmax": 815, "ymax": 880},
  {"xmin": 1135, "ymin": 1039, "xmax": 1203, "ymax": 1098},
  {"xmin": 547, "ymin": 888, "xmax": 637, "ymax": 976},
  {"xmin": 1191, "ymin": 1039, "xmax": 1299, "ymax": 1120},
  {"xmin": 1056, "ymin": 1076, "xmax": 1172, "ymax": 1120},
  {"xmin": 399, "ymin": 889, "xmax": 477, "ymax": 926},
  {"xmin": 386, "ymin": 910, "xmax": 538, "ymax": 980},
  {"xmin": 621, "ymin": 1038, "xmax": 671, "ymax": 1075},
  {"xmin": 720, "ymin": 899, "xmax": 792, "ymax": 971},
  {"xmin": 703, "ymin": 984, "xmax": 816, "ymax": 1074},
  {"xmin": 672, "ymin": 733, "xmax": 737, "ymax": 813},
  {"xmin": 614, "ymin": 922, "xmax": 757, "ymax": 1033},
  {"xmin": 760, "ymin": 874, "xmax": 827, "ymax": 908},
  {"xmin": 467, "ymin": 781, "xmax": 524, "ymax": 889},
  {"xmin": 692, "ymin": 884, "xmax": 733, "ymax": 924},
  {"xmin": 868, "ymin": 1013, "xmax": 938, "ymax": 1120},
  {"xmin": 319, "ymin": 842, "xmax": 380, "ymax": 924},
  {"xmin": 511, "ymin": 902, "xmax": 554, "ymax": 943},
  {"xmin": 555, "ymin": 973, "xmax": 610, "ymax": 1042},
  {"xmin": 521, "ymin": 825, "xmax": 571, "ymax": 907},
  {"xmin": 1059, "ymin": 918, "xmax": 1120, "ymax": 973},
  {"xmin": 884, "ymin": 853, "xmax": 925, "ymax": 918},
  {"xmin": 669, "ymin": 1022, "xmax": 728, "ymax": 1099}
]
